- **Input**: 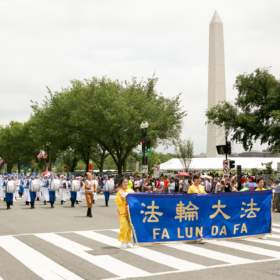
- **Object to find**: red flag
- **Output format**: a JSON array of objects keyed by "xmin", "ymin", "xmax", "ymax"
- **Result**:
[{"xmin": 89, "ymin": 163, "xmax": 92, "ymax": 170}]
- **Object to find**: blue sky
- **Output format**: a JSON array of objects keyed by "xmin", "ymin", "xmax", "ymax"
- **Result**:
[{"xmin": 0, "ymin": 0, "xmax": 279, "ymax": 154}]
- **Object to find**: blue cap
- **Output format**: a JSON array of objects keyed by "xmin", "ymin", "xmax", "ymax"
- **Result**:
[
  {"xmin": 50, "ymin": 173, "xmax": 54, "ymax": 176},
  {"xmin": 104, "ymin": 175, "xmax": 108, "ymax": 178},
  {"xmin": 70, "ymin": 174, "xmax": 75, "ymax": 178},
  {"xmin": 32, "ymin": 172, "xmax": 36, "ymax": 176}
]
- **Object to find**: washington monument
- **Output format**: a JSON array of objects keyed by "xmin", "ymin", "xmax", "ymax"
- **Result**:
[{"xmin": 206, "ymin": 10, "xmax": 226, "ymax": 157}]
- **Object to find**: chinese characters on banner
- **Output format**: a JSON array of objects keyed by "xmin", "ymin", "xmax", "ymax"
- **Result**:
[{"xmin": 126, "ymin": 191, "xmax": 272, "ymax": 245}]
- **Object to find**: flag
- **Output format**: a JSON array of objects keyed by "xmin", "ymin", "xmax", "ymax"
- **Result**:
[
  {"xmin": 37, "ymin": 150, "xmax": 47, "ymax": 161},
  {"xmin": 0, "ymin": 158, "xmax": 3, "ymax": 166}
]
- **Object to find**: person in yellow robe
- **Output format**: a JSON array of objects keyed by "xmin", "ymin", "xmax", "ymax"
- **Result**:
[
  {"xmin": 188, "ymin": 174, "xmax": 206, "ymax": 244},
  {"xmin": 115, "ymin": 178, "xmax": 135, "ymax": 249},
  {"xmin": 188, "ymin": 175, "xmax": 206, "ymax": 194}
]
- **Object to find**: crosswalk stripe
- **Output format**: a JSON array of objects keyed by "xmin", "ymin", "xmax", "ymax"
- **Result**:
[
  {"xmin": 210, "ymin": 240, "xmax": 280, "ymax": 258},
  {"xmin": 246, "ymin": 238, "xmax": 280, "ymax": 248},
  {"xmin": 273, "ymin": 223, "xmax": 280, "ymax": 227},
  {"xmin": 164, "ymin": 243, "xmax": 254, "ymax": 265},
  {"xmin": 75, "ymin": 231, "xmax": 205, "ymax": 271},
  {"xmin": 268, "ymin": 234, "xmax": 280, "ymax": 239},
  {"xmin": 273, "ymin": 228, "xmax": 280, "ymax": 233},
  {"xmin": 0, "ymin": 236, "xmax": 83, "ymax": 280},
  {"xmin": 35, "ymin": 233, "xmax": 151, "ymax": 278}
]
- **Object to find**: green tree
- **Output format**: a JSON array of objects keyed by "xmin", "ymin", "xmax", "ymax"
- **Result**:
[
  {"xmin": 175, "ymin": 138, "xmax": 194, "ymax": 171},
  {"xmin": 31, "ymin": 76, "xmax": 187, "ymax": 174},
  {"xmin": 206, "ymin": 67, "xmax": 280, "ymax": 153},
  {"xmin": 261, "ymin": 161, "xmax": 275, "ymax": 174}
]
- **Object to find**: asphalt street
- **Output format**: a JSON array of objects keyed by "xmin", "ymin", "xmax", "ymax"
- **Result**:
[{"xmin": 0, "ymin": 194, "xmax": 280, "ymax": 280}]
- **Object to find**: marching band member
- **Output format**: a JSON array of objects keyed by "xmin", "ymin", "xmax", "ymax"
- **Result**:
[
  {"xmin": 42, "ymin": 174, "xmax": 50, "ymax": 205},
  {"xmin": 76, "ymin": 176, "xmax": 83, "ymax": 204},
  {"xmin": 101, "ymin": 175, "xmax": 112, "ymax": 207},
  {"xmin": 85, "ymin": 172, "xmax": 96, "ymax": 217},
  {"xmin": 68, "ymin": 174, "xmax": 77, "ymax": 207},
  {"xmin": 26, "ymin": 172, "xmax": 37, "ymax": 209},
  {"xmin": 0, "ymin": 175, "xmax": 6, "ymax": 201},
  {"xmin": 59, "ymin": 175, "xmax": 67, "ymax": 205},
  {"xmin": 23, "ymin": 175, "xmax": 31, "ymax": 205},
  {"xmin": 19, "ymin": 175, "xmax": 24, "ymax": 197},
  {"xmin": 3, "ymin": 174, "xmax": 14, "ymax": 209},
  {"xmin": 36, "ymin": 174, "xmax": 43, "ymax": 201},
  {"xmin": 14, "ymin": 174, "xmax": 20, "ymax": 199},
  {"xmin": 46, "ymin": 173, "xmax": 56, "ymax": 208},
  {"xmin": 92, "ymin": 176, "xmax": 99, "ymax": 204},
  {"xmin": 115, "ymin": 178, "xmax": 134, "ymax": 249}
]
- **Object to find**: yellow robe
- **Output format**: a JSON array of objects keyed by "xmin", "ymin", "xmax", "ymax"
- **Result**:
[
  {"xmin": 115, "ymin": 188, "xmax": 135, "ymax": 243},
  {"xmin": 187, "ymin": 184, "xmax": 206, "ymax": 194}
]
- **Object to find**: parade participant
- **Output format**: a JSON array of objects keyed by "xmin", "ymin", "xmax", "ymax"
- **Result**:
[
  {"xmin": 75, "ymin": 176, "xmax": 83, "ymax": 204},
  {"xmin": 115, "ymin": 178, "xmax": 135, "ymax": 249},
  {"xmin": 68, "ymin": 174, "xmax": 77, "ymax": 207},
  {"xmin": 0, "ymin": 175, "xmax": 6, "ymax": 200},
  {"xmin": 46, "ymin": 173, "xmax": 56, "ymax": 208},
  {"xmin": 3, "ymin": 174, "xmax": 14, "ymax": 209},
  {"xmin": 23, "ymin": 175, "xmax": 31, "ymax": 205},
  {"xmin": 14, "ymin": 174, "xmax": 20, "ymax": 199},
  {"xmin": 59, "ymin": 175, "xmax": 67, "ymax": 205},
  {"xmin": 187, "ymin": 174, "xmax": 206, "ymax": 244},
  {"xmin": 85, "ymin": 172, "xmax": 96, "ymax": 217},
  {"xmin": 26, "ymin": 172, "xmax": 37, "ymax": 209},
  {"xmin": 101, "ymin": 175, "xmax": 112, "ymax": 206},
  {"xmin": 92, "ymin": 176, "xmax": 98, "ymax": 204},
  {"xmin": 42, "ymin": 175, "xmax": 50, "ymax": 205},
  {"xmin": 19, "ymin": 175, "xmax": 24, "ymax": 197},
  {"xmin": 36, "ymin": 174, "xmax": 43, "ymax": 201}
]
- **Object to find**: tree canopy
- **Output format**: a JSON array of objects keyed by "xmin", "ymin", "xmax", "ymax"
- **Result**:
[{"xmin": 206, "ymin": 68, "xmax": 280, "ymax": 153}]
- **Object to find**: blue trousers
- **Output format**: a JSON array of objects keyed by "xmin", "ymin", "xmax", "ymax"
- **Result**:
[
  {"xmin": 104, "ymin": 191, "xmax": 110, "ymax": 200},
  {"xmin": 30, "ymin": 191, "xmax": 37, "ymax": 202},
  {"xmin": 49, "ymin": 191, "xmax": 56, "ymax": 202},
  {"xmin": 19, "ymin": 186, "xmax": 24, "ymax": 194},
  {"xmin": 5, "ymin": 193, "xmax": 13, "ymax": 203},
  {"xmin": 70, "ymin": 191, "xmax": 77, "ymax": 201}
]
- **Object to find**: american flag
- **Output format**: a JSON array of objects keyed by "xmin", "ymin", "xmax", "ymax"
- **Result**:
[
  {"xmin": 0, "ymin": 158, "xmax": 3, "ymax": 166},
  {"xmin": 37, "ymin": 150, "xmax": 48, "ymax": 161}
]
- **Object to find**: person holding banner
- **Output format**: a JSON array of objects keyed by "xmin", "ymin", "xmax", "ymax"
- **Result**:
[
  {"xmin": 115, "ymin": 178, "xmax": 134, "ymax": 249},
  {"xmin": 85, "ymin": 172, "xmax": 96, "ymax": 217},
  {"xmin": 187, "ymin": 174, "xmax": 206, "ymax": 244}
]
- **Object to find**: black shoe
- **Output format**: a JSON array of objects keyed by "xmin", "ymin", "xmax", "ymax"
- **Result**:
[
  {"xmin": 25, "ymin": 202, "xmax": 28, "ymax": 205},
  {"xmin": 88, "ymin": 208, "xmax": 92, "ymax": 218},
  {"xmin": 71, "ymin": 200, "xmax": 75, "ymax": 207},
  {"xmin": 92, "ymin": 200, "xmax": 95, "ymax": 204},
  {"xmin": 4, "ymin": 198, "xmax": 6, "ymax": 201},
  {"xmin": 31, "ymin": 202, "xmax": 35, "ymax": 209},
  {"xmin": 26, "ymin": 202, "xmax": 29, "ymax": 205},
  {"xmin": 6, "ymin": 202, "xmax": 9, "ymax": 209},
  {"xmin": 61, "ymin": 201, "xmax": 63, "ymax": 205},
  {"xmin": 11, "ymin": 202, "xmax": 13, "ymax": 206},
  {"xmin": 44, "ymin": 201, "xmax": 47, "ymax": 205},
  {"xmin": 50, "ymin": 202, "xmax": 54, "ymax": 208},
  {"xmin": 36, "ymin": 198, "xmax": 40, "ymax": 201},
  {"xmin": 76, "ymin": 201, "xmax": 79, "ymax": 204},
  {"xmin": 106, "ymin": 200, "xmax": 109, "ymax": 207}
]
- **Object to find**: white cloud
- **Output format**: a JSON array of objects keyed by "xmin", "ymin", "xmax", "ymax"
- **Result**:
[{"xmin": 0, "ymin": 0, "xmax": 279, "ymax": 154}]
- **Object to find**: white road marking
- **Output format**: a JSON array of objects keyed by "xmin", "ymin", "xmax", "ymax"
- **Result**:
[
  {"xmin": 210, "ymin": 240, "xmax": 280, "ymax": 258},
  {"xmin": 75, "ymin": 231, "xmax": 205, "ymax": 271},
  {"xmin": 35, "ymin": 233, "xmax": 150, "ymax": 278},
  {"xmin": 165, "ymin": 243, "xmax": 254, "ymax": 265},
  {"xmin": 268, "ymin": 234, "xmax": 280, "ymax": 239},
  {"xmin": 273, "ymin": 223, "xmax": 280, "ymax": 227},
  {"xmin": 272, "ymin": 228, "xmax": 280, "ymax": 233},
  {"xmin": 246, "ymin": 238, "xmax": 280, "ymax": 248},
  {"xmin": 0, "ymin": 236, "xmax": 83, "ymax": 280}
]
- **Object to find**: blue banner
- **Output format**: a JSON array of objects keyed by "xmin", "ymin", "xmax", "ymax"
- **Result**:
[{"xmin": 127, "ymin": 191, "xmax": 272, "ymax": 244}]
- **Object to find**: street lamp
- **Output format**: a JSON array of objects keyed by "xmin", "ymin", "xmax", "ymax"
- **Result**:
[
  {"xmin": 140, "ymin": 121, "xmax": 149, "ymax": 167},
  {"xmin": 46, "ymin": 142, "xmax": 51, "ymax": 171}
]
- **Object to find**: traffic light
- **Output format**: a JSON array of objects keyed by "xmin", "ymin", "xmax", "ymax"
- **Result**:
[
  {"xmin": 142, "ymin": 140, "xmax": 146, "ymax": 152},
  {"xmin": 229, "ymin": 160, "xmax": 235, "ymax": 169},
  {"xmin": 147, "ymin": 140, "xmax": 151, "ymax": 152},
  {"xmin": 225, "ymin": 141, "xmax": 231, "ymax": 155}
]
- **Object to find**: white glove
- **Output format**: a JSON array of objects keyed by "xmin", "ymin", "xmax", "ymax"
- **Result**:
[{"xmin": 121, "ymin": 192, "xmax": 128, "ymax": 198}]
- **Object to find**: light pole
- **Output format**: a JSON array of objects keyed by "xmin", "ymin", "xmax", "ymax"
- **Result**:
[
  {"xmin": 46, "ymin": 142, "xmax": 51, "ymax": 171},
  {"xmin": 140, "ymin": 121, "xmax": 149, "ymax": 167}
]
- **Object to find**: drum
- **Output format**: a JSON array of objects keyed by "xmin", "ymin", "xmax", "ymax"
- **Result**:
[
  {"xmin": 108, "ymin": 180, "xmax": 115, "ymax": 192},
  {"xmin": 30, "ymin": 180, "xmax": 40, "ymax": 192},
  {"xmin": 50, "ymin": 179, "xmax": 60, "ymax": 191},
  {"xmin": 6, "ymin": 181, "xmax": 16, "ymax": 193},
  {"xmin": 71, "ymin": 180, "xmax": 81, "ymax": 192}
]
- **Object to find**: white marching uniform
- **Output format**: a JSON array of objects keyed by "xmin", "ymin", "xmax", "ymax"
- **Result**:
[
  {"xmin": 23, "ymin": 179, "xmax": 31, "ymax": 202},
  {"xmin": 59, "ymin": 180, "xmax": 67, "ymax": 202},
  {"xmin": 93, "ymin": 179, "xmax": 98, "ymax": 201},
  {"xmin": 14, "ymin": 178, "xmax": 20, "ymax": 198},
  {"xmin": 0, "ymin": 178, "xmax": 5, "ymax": 199},
  {"xmin": 36, "ymin": 179, "xmax": 43, "ymax": 198},
  {"xmin": 41, "ymin": 179, "xmax": 50, "ymax": 202}
]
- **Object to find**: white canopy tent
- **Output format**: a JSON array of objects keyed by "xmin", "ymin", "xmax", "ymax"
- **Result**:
[{"xmin": 160, "ymin": 157, "xmax": 280, "ymax": 171}]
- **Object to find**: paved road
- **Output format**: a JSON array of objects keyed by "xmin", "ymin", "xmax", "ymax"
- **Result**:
[{"xmin": 0, "ymin": 195, "xmax": 280, "ymax": 280}]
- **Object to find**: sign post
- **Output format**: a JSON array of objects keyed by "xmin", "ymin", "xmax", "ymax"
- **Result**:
[
  {"xmin": 154, "ymin": 164, "xmax": 161, "ymax": 178},
  {"xmin": 141, "ymin": 165, "xmax": 148, "ymax": 174},
  {"xmin": 223, "ymin": 160, "xmax": 229, "ymax": 177},
  {"xmin": 237, "ymin": 165, "xmax": 242, "ymax": 190}
]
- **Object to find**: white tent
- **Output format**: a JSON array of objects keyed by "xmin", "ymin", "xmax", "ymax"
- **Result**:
[{"xmin": 160, "ymin": 157, "xmax": 280, "ymax": 171}]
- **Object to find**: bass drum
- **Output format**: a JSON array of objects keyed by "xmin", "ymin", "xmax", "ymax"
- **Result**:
[
  {"xmin": 6, "ymin": 181, "xmax": 16, "ymax": 193},
  {"xmin": 30, "ymin": 180, "xmax": 40, "ymax": 192},
  {"xmin": 108, "ymin": 179, "xmax": 115, "ymax": 191},
  {"xmin": 50, "ymin": 179, "xmax": 60, "ymax": 191},
  {"xmin": 71, "ymin": 180, "xmax": 81, "ymax": 192}
]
